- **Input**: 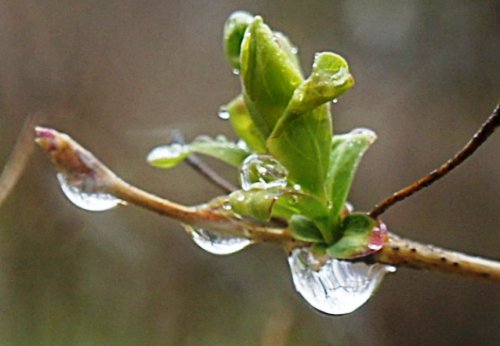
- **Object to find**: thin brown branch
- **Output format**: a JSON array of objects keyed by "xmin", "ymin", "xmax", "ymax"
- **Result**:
[
  {"xmin": 172, "ymin": 131, "xmax": 237, "ymax": 193},
  {"xmin": 0, "ymin": 114, "xmax": 40, "ymax": 207},
  {"xmin": 370, "ymin": 104, "xmax": 500, "ymax": 218},
  {"xmin": 35, "ymin": 126, "xmax": 500, "ymax": 282},
  {"xmin": 186, "ymin": 154, "xmax": 238, "ymax": 193}
]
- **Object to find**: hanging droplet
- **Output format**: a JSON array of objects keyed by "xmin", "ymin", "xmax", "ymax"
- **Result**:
[
  {"xmin": 349, "ymin": 128, "xmax": 377, "ymax": 144},
  {"xmin": 217, "ymin": 106, "xmax": 230, "ymax": 120},
  {"xmin": 288, "ymin": 247, "xmax": 395, "ymax": 315},
  {"xmin": 184, "ymin": 224, "xmax": 252, "ymax": 255},
  {"xmin": 240, "ymin": 154, "xmax": 288, "ymax": 191},
  {"xmin": 56, "ymin": 173, "xmax": 122, "ymax": 212}
]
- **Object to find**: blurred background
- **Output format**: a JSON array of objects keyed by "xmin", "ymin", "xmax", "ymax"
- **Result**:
[{"xmin": 0, "ymin": 1, "xmax": 498, "ymax": 345}]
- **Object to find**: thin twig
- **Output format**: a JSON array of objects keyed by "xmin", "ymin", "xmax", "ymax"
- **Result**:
[
  {"xmin": 172, "ymin": 131, "xmax": 237, "ymax": 193},
  {"xmin": 34, "ymin": 126, "xmax": 500, "ymax": 282},
  {"xmin": 370, "ymin": 104, "xmax": 500, "ymax": 218},
  {"xmin": 0, "ymin": 114, "xmax": 40, "ymax": 207}
]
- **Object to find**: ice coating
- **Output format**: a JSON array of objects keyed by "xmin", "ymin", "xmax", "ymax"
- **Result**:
[
  {"xmin": 184, "ymin": 224, "xmax": 252, "ymax": 255},
  {"xmin": 288, "ymin": 247, "xmax": 395, "ymax": 315}
]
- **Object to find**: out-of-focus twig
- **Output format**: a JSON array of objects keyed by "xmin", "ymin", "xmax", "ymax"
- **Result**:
[
  {"xmin": 34, "ymin": 126, "xmax": 500, "ymax": 282},
  {"xmin": 0, "ymin": 114, "xmax": 40, "ymax": 207},
  {"xmin": 370, "ymin": 104, "xmax": 499, "ymax": 218},
  {"xmin": 171, "ymin": 131, "xmax": 237, "ymax": 193}
]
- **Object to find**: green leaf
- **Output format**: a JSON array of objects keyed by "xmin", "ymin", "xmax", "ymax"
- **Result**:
[
  {"xmin": 146, "ymin": 143, "xmax": 189, "ymax": 169},
  {"xmin": 223, "ymin": 11, "xmax": 254, "ymax": 71},
  {"xmin": 229, "ymin": 187, "xmax": 284, "ymax": 221},
  {"xmin": 272, "ymin": 31, "xmax": 301, "ymax": 73},
  {"xmin": 272, "ymin": 192, "xmax": 332, "ymax": 243},
  {"xmin": 290, "ymin": 215, "xmax": 324, "ymax": 243},
  {"xmin": 240, "ymin": 16, "xmax": 303, "ymax": 138},
  {"xmin": 327, "ymin": 128, "xmax": 377, "ymax": 227},
  {"xmin": 267, "ymin": 104, "xmax": 332, "ymax": 199},
  {"xmin": 225, "ymin": 95, "xmax": 267, "ymax": 153},
  {"xmin": 147, "ymin": 135, "xmax": 250, "ymax": 169},
  {"xmin": 285, "ymin": 52, "xmax": 354, "ymax": 116},
  {"xmin": 326, "ymin": 213, "xmax": 376, "ymax": 259},
  {"xmin": 266, "ymin": 53, "xmax": 353, "ymax": 199}
]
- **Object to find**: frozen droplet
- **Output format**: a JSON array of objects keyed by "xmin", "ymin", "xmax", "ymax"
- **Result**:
[
  {"xmin": 349, "ymin": 128, "xmax": 377, "ymax": 144},
  {"xmin": 288, "ymin": 247, "xmax": 395, "ymax": 315},
  {"xmin": 240, "ymin": 154, "xmax": 288, "ymax": 191},
  {"xmin": 236, "ymin": 139, "xmax": 250, "ymax": 151},
  {"xmin": 147, "ymin": 143, "xmax": 187, "ymax": 162},
  {"xmin": 184, "ymin": 224, "xmax": 252, "ymax": 255},
  {"xmin": 217, "ymin": 106, "xmax": 230, "ymax": 120},
  {"xmin": 222, "ymin": 201, "xmax": 232, "ymax": 211},
  {"xmin": 56, "ymin": 173, "xmax": 122, "ymax": 212},
  {"xmin": 345, "ymin": 202, "xmax": 354, "ymax": 213}
]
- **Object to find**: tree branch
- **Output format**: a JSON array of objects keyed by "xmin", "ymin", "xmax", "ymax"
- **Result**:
[
  {"xmin": 34, "ymin": 126, "xmax": 500, "ymax": 282},
  {"xmin": 370, "ymin": 104, "xmax": 500, "ymax": 218},
  {"xmin": 0, "ymin": 114, "xmax": 40, "ymax": 207}
]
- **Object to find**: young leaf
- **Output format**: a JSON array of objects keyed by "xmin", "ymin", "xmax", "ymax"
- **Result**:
[
  {"xmin": 146, "ymin": 143, "xmax": 189, "ymax": 169},
  {"xmin": 225, "ymin": 95, "xmax": 267, "ymax": 153},
  {"xmin": 272, "ymin": 31, "xmax": 301, "ymax": 72},
  {"xmin": 285, "ymin": 52, "xmax": 354, "ymax": 116},
  {"xmin": 228, "ymin": 187, "xmax": 284, "ymax": 221},
  {"xmin": 326, "ymin": 213, "xmax": 376, "ymax": 259},
  {"xmin": 240, "ymin": 16, "xmax": 303, "ymax": 138},
  {"xmin": 223, "ymin": 11, "xmax": 254, "ymax": 71},
  {"xmin": 290, "ymin": 215, "xmax": 324, "ymax": 243},
  {"xmin": 272, "ymin": 192, "xmax": 332, "ymax": 243},
  {"xmin": 327, "ymin": 128, "xmax": 377, "ymax": 227},
  {"xmin": 267, "ymin": 104, "xmax": 332, "ymax": 199},
  {"xmin": 148, "ymin": 136, "xmax": 250, "ymax": 169},
  {"xmin": 266, "ymin": 52, "xmax": 353, "ymax": 199}
]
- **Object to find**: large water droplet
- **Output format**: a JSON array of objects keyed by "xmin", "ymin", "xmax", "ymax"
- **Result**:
[
  {"xmin": 217, "ymin": 106, "xmax": 230, "ymax": 120},
  {"xmin": 240, "ymin": 154, "xmax": 288, "ymax": 191},
  {"xmin": 288, "ymin": 247, "xmax": 395, "ymax": 315},
  {"xmin": 56, "ymin": 173, "xmax": 122, "ymax": 212},
  {"xmin": 184, "ymin": 224, "xmax": 252, "ymax": 255}
]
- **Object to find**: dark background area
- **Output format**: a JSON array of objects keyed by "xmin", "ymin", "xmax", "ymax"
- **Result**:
[{"xmin": 0, "ymin": 1, "xmax": 498, "ymax": 345}]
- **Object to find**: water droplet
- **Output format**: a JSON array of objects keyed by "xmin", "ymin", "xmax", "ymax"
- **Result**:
[
  {"xmin": 232, "ymin": 68, "xmax": 240, "ymax": 75},
  {"xmin": 290, "ymin": 46, "xmax": 298, "ymax": 55},
  {"xmin": 240, "ymin": 154, "xmax": 288, "ymax": 191},
  {"xmin": 345, "ymin": 202, "xmax": 354, "ymax": 213},
  {"xmin": 222, "ymin": 201, "xmax": 232, "ymax": 211},
  {"xmin": 236, "ymin": 139, "xmax": 249, "ymax": 151},
  {"xmin": 288, "ymin": 247, "xmax": 395, "ymax": 315},
  {"xmin": 349, "ymin": 128, "xmax": 377, "ymax": 144},
  {"xmin": 292, "ymin": 184, "xmax": 302, "ymax": 192},
  {"xmin": 147, "ymin": 143, "xmax": 187, "ymax": 162},
  {"xmin": 56, "ymin": 173, "xmax": 122, "ymax": 212},
  {"xmin": 332, "ymin": 98, "xmax": 338, "ymax": 104},
  {"xmin": 184, "ymin": 224, "xmax": 252, "ymax": 255},
  {"xmin": 217, "ymin": 106, "xmax": 230, "ymax": 120}
]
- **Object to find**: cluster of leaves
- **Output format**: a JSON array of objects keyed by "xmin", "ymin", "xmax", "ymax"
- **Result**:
[{"xmin": 148, "ymin": 12, "xmax": 381, "ymax": 259}]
